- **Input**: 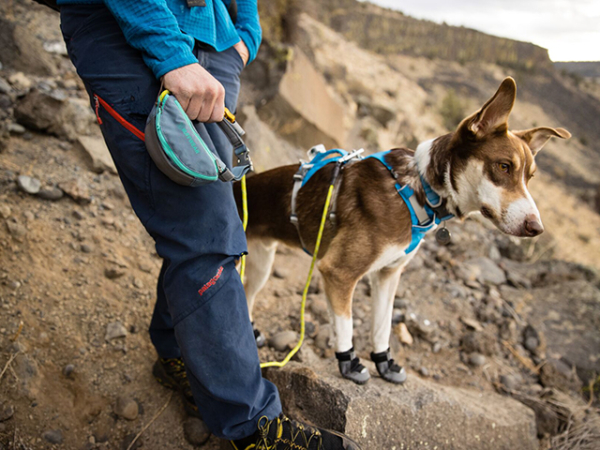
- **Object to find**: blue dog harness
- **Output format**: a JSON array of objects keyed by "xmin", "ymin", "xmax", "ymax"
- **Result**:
[
  {"xmin": 289, "ymin": 147, "xmax": 454, "ymax": 256},
  {"xmin": 290, "ymin": 147, "xmax": 362, "ymax": 255},
  {"xmin": 366, "ymin": 150, "xmax": 453, "ymax": 253}
]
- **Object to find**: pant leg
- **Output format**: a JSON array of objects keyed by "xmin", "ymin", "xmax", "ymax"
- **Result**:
[
  {"xmin": 150, "ymin": 260, "xmax": 180, "ymax": 358},
  {"xmin": 60, "ymin": 5, "xmax": 281, "ymax": 440}
]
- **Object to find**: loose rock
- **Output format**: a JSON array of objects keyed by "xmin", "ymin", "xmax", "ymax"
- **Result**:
[
  {"xmin": 0, "ymin": 204, "xmax": 11, "ymax": 219},
  {"xmin": 17, "ymin": 175, "xmax": 41, "ymax": 194},
  {"xmin": 272, "ymin": 268, "xmax": 287, "ymax": 279},
  {"xmin": 309, "ymin": 298, "xmax": 329, "ymax": 324},
  {"xmin": 63, "ymin": 364, "xmax": 75, "ymax": 377},
  {"xmin": 8, "ymin": 72, "xmax": 32, "ymax": 91},
  {"xmin": 105, "ymin": 267, "xmax": 126, "ymax": 280},
  {"xmin": 314, "ymin": 324, "xmax": 332, "ymax": 351},
  {"xmin": 460, "ymin": 317, "xmax": 483, "ymax": 332},
  {"xmin": 8, "ymin": 123, "xmax": 25, "ymax": 135},
  {"xmin": 460, "ymin": 331, "xmax": 498, "ymax": 356},
  {"xmin": 0, "ymin": 77, "xmax": 11, "ymax": 94},
  {"xmin": 6, "ymin": 219, "xmax": 27, "ymax": 241},
  {"xmin": 269, "ymin": 330, "xmax": 297, "ymax": 352},
  {"xmin": 59, "ymin": 178, "xmax": 91, "ymax": 204},
  {"xmin": 0, "ymin": 404, "xmax": 14, "ymax": 422},
  {"xmin": 114, "ymin": 396, "xmax": 139, "ymax": 420},
  {"xmin": 460, "ymin": 257, "xmax": 507, "ymax": 285},
  {"xmin": 42, "ymin": 429, "xmax": 64, "ymax": 445},
  {"xmin": 468, "ymin": 352, "xmax": 486, "ymax": 367},
  {"xmin": 105, "ymin": 321, "xmax": 127, "ymax": 341},
  {"xmin": 37, "ymin": 186, "xmax": 64, "ymax": 201},
  {"xmin": 77, "ymin": 135, "xmax": 117, "ymax": 174},
  {"xmin": 395, "ymin": 323, "xmax": 414, "ymax": 346},
  {"xmin": 524, "ymin": 337, "xmax": 539, "ymax": 353},
  {"xmin": 499, "ymin": 374, "xmax": 521, "ymax": 391},
  {"xmin": 183, "ymin": 417, "xmax": 211, "ymax": 446}
]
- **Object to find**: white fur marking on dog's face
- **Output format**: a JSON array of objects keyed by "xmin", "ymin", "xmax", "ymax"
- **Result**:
[
  {"xmin": 453, "ymin": 160, "xmax": 486, "ymax": 213},
  {"xmin": 478, "ymin": 177, "xmax": 502, "ymax": 217},
  {"xmin": 500, "ymin": 169, "xmax": 541, "ymax": 235}
]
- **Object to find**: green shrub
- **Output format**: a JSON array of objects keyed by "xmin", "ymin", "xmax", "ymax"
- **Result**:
[{"xmin": 439, "ymin": 89, "xmax": 465, "ymax": 131}]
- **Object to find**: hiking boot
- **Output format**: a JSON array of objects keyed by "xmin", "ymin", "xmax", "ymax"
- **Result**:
[
  {"xmin": 227, "ymin": 414, "xmax": 361, "ymax": 450},
  {"xmin": 152, "ymin": 357, "xmax": 200, "ymax": 417}
]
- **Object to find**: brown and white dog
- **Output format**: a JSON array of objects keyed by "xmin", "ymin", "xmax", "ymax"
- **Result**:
[{"xmin": 234, "ymin": 77, "xmax": 570, "ymax": 384}]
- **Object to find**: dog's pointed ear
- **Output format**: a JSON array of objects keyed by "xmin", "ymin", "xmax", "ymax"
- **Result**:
[
  {"xmin": 513, "ymin": 126, "xmax": 571, "ymax": 156},
  {"xmin": 467, "ymin": 77, "xmax": 517, "ymax": 136}
]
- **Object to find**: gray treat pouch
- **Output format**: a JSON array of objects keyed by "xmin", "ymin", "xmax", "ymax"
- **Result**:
[{"xmin": 145, "ymin": 91, "xmax": 227, "ymax": 187}]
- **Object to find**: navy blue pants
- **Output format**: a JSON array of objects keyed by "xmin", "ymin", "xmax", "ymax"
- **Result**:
[{"xmin": 60, "ymin": 5, "xmax": 281, "ymax": 440}]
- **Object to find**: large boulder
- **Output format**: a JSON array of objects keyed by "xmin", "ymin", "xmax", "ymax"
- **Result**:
[
  {"xmin": 525, "ymin": 279, "xmax": 600, "ymax": 384},
  {"xmin": 265, "ymin": 362, "xmax": 538, "ymax": 450},
  {"xmin": 255, "ymin": 47, "xmax": 347, "ymax": 150},
  {"xmin": 76, "ymin": 135, "xmax": 117, "ymax": 174},
  {"xmin": 14, "ymin": 89, "xmax": 97, "ymax": 140},
  {"xmin": 0, "ymin": 16, "xmax": 58, "ymax": 76}
]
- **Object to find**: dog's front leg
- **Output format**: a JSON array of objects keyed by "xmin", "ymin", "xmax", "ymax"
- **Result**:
[
  {"xmin": 369, "ymin": 265, "xmax": 407, "ymax": 384},
  {"xmin": 244, "ymin": 238, "xmax": 277, "ymax": 347},
  {"xmin": 319, "ymin": 247, "xmax": 371, "ymax": 385}
]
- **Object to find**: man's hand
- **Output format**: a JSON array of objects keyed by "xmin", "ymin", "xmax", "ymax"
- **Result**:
[
  {"xmin": 162, "ymin": 63, "xmax": 225, "ymax": 122},
  {"xmin": 233, "ymin": 40, "xmax": 249, "ymax": 66}
]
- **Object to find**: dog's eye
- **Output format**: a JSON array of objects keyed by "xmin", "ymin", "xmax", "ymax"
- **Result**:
[{"xmin": 498, "ymin": 163, "xmax": 510, "ymax": 173}]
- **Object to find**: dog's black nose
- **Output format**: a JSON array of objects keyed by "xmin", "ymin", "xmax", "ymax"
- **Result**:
[{"xmin": 524, "ymin": 215, "xmax": 544, "ymax": 236}]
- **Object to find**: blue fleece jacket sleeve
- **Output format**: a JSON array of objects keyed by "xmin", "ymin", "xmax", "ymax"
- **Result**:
[
  {"xmin": 102, "ymin": 0, "xmax": 198, "ymax": 79},
  {"xmin": 234, "ymin": 0, "xmax": 262, "ymax": 63}
]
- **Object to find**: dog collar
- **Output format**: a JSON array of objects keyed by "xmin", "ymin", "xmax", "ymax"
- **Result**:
[{"xmin": 367, "ymin": 150, "xmax": 453, "ymax": 253}]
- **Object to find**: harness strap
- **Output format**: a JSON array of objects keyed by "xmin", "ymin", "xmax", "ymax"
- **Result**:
[
  {"xmin": 290, "ymin": 166, "xmax": 312, "ymax": 254},
  {"xmin": 328, "ymin": 158, "xmax": 358, "ymax": 227},
  {"xmin": 290, "ymin": 148, "xmax": 363, "ymax": 255},
  {"xmin": 366, "ymin": 149, "xmax": 454, "ymax": 254}
]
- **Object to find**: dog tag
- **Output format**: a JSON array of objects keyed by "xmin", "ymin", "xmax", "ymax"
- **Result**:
[{"xmin": 435, "ymin": 226, "xmax": 451, "ymax": 246}]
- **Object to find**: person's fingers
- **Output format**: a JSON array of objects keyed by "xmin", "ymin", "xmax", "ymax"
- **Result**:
[
  {"xmin": 209, "ymin": 87, "xmax": 226, "ymax": 123},
  {"xmin": 176, "ymin": 90, "xmax": 191, "ymax": 114},
  {"xmin": 186, "ymin": 94, "xmax": 203, "ymax": 121},
  {"xmin": 198, "ymin": 90, "xmax": 216, "ymax": 123}
]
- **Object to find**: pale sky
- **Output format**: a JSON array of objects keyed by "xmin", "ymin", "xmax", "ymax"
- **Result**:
[{"xmin": 367, "ymin": 0, "xmax": 600, "ymax": 62}]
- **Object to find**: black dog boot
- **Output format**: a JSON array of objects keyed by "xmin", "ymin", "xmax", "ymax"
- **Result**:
[
  {"xmin": 370, "ymin": 349, "xmax": 407, "ymax": 384},
  {"xmin": 335, "ymin": 347, "xmax": 370, "ymax": 385},
  {"xmin": 252, "ymin": 322, "xmax": 266, "ymax": 348}
]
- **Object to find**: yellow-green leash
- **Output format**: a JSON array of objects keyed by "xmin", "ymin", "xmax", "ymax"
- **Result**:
[
  {"xmin": 239, "ymin": 174, "xmax": 248, "ymax": 283},
  {"xmin": 260, "ymin": 183, "xmax": 334, "ymax": 369}
]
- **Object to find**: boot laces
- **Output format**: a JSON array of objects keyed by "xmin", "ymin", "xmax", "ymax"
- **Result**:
[{"xmin": 254, "ymin": 415, "xmax": 323, "ymax": 450}]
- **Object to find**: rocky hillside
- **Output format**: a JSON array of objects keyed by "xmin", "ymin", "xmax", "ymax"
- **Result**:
[
  {"xmin": 1, "ymin": 0, "xmax": 600, "ymax": 449},
  {"xmin": 555, "ymin": 62, "xmax": 600, "ymax": 80},
  {"xmin": 303, "ymin": 0, "xmax": 553, "ymax": 70}
]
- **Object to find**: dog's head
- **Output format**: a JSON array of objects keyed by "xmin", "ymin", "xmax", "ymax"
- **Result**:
[{"xmin": 446, "ymin": 77, "xmax": 570, "ymax": 237}]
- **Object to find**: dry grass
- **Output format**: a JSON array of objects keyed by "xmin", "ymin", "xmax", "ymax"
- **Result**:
[{"xmin": 513, "ymin": 389, "xmax": 600, "ymax": 450}]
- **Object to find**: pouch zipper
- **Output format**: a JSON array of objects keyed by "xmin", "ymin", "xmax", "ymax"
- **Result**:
[{"xmin": 93, "ymin": 94, "xmax": 145, "ymax": 142}]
